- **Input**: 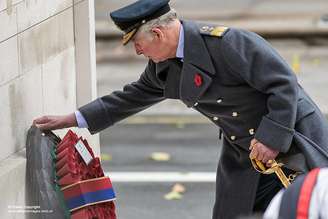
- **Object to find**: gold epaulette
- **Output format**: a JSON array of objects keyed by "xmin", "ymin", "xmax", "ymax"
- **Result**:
[{"xmin": 199, "ymin": 25, "xmax": 229, "ymax": 37}]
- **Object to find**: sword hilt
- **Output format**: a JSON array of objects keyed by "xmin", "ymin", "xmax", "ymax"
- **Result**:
[{"xmin": 250, "ymin": 158, "xmax": 291, "ymax": 188}]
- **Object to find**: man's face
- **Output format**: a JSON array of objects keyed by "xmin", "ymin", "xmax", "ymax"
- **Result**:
[{"xmin": 132, "ymin": 28, "xmax": 171, "ymax": 63}]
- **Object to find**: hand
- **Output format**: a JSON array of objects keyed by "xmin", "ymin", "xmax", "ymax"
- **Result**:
[
  {"xmin": 249, "ymin": 139, "xmax": 279, "ymax": 167},
  {"xmin": 33, "ymin": 113, "xmax": 77, "ymax": 130}
]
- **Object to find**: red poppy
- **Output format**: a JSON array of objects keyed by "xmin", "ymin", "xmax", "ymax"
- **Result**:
[{"xmin": 194, "ymin": 73, "xmax": 202, "ymax": 87}]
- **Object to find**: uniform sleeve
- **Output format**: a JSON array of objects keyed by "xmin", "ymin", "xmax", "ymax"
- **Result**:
[
  {"xmin": 78, "ymin": 60, "xmax": 165, "ymax": 134},
  {"xmin": 221, "ymin": 29, "xmax": 298, "ymax": 152},
  {"xmin": 75, "ymin": 110, "xmax": 89, "ymax": 128}
]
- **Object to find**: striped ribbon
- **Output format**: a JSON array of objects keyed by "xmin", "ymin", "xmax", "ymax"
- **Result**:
[{"xmin": 62, "ymin": 176, "xmax": 116, "ymax": 212}]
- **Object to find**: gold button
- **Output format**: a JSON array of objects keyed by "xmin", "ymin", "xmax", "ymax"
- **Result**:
[
  {"xmin": 230, "ymin": 136, "xmax": 236, "ymax": 141},
  {"xmin": 232, "ymin": 112, "xmax": 238, "ymax": 117},
  {"xmin": 194, "ymin": 102, "xmax": 198, "ymax": 107},
  {"xmin": 202, "ymin": 26, "xmax": 209, "ymax": 31},
  {"xmin": 213, "ymin": 117, "xmax": 219, "ymax": 121},
  {"xmin": 249, "ymin": 129, "xmax": 255, "ymax": 135},
  {"xmin": 216, "ymin": 99, "xmax": 222, "ymax": 103}
]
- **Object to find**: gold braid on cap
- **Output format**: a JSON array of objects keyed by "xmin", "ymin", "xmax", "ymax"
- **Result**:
[
  {"xmin": 122, "ymin": 28, "xmax": 138, "ymax": 45},
  {"xmin": 122, "ymin": 19, "xmax": 146, "ymax": 45}
]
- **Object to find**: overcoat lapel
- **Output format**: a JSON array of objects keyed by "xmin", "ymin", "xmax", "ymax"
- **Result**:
[
  {"xmin": 180, "ymin": 20, "xmax": 216, "ymax": 107},
  {"xmin": 156, "ymin": 59, "xmax": 183, "ymax": 99},
  {"xmin": 164, "ymin": 59, "xmax": 183, "ymax": 99}
]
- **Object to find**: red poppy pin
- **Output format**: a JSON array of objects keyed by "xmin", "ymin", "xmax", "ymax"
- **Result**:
[{"xmin": 194, "ymin": 73, "xmax": 202, "ymax": 87}]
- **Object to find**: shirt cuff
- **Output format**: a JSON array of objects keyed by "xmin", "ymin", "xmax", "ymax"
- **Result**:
[{"xmin": 74, "ymin": 110, "xmax": 89, "ymax": 128}]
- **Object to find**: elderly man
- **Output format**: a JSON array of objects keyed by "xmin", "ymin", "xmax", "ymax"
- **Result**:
[{"xmin": 33, "ymin": 0, "xmax": 328, "ymax": 218}]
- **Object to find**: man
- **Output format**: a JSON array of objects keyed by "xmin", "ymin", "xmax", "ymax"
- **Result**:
[{"xmin": 33, "ymin": 0, "xmax": 328, "ymax": 218}]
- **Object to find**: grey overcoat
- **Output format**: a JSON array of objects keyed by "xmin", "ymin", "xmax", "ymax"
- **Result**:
[{"xmin": 79, "ymin": 20, "xmax": 328, "ymax": 218}]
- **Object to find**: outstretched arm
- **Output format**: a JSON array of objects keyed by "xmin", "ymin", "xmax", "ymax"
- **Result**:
[
  {"xmin": 34, "ymin": 60, "xmax": 165, "ymax": 133},
  {"xmin": 79, "ymin": 60, "xmax": 165, "ymax": 134}
]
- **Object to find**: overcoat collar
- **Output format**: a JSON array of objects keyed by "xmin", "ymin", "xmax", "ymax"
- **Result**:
[
  {"xmin": 155, "ymin": 21, "xmax": 216, "ymax": 104},
  {"xmin": 179, "ymin": 20, "xmax": 216, "ymax": 107},
  {"xmin": 182, "ymin": 20, "xmax": 216, "ymax": 75}
]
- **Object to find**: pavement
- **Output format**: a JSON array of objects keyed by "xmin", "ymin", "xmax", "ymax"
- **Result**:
[{"xmin": 101, "ymin": 124, "xmax": 219, "ymax": 219}]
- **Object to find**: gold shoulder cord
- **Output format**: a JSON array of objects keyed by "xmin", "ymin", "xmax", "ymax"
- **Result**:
[
  {"xmin": 199, "ymin": 26, "xmax": 229, "ymax": 37},
  {"xmin": 210, "ymin": 26, "xmax": 228, "ymax": 37}
]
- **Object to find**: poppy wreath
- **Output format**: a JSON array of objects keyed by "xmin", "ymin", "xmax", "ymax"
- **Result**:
[{"xmin": 51, "ymin": 130, "xmax": 117, "ymax": 219}]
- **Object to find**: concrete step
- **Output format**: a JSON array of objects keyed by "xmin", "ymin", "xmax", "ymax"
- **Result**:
[{"xmin": 95, "ymin": 0, "xmax": 328, "ymax": 38}]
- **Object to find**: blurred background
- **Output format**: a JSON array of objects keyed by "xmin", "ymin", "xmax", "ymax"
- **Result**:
[{"xmin": 95, "ymin": 1, "xmax": 328, "ymax": 218}]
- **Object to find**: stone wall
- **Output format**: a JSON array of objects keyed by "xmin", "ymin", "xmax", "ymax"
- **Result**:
[{"xmin": 0, "ymin": 0, "xmax": 98, "ymax": 218}]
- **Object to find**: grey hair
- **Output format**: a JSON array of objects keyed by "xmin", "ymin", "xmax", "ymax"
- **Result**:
[{"xmin": 135, "ymin": 9, "xmax": 178, "ymax": 39}]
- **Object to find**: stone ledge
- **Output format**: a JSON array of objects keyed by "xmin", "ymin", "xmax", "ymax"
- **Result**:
[{"xmin": 0, "ymin": 149, "xmax": 26, "ymax": 219}]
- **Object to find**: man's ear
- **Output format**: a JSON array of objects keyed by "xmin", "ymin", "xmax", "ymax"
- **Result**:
[{"xmin": 151, "ymin": 27, "xmax": 164, "ymax": 40}]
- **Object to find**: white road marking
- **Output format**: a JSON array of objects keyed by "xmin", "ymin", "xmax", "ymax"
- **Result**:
[{"xmin": 105, "ymin": 172, "xmax": 216, "ymax": 183}]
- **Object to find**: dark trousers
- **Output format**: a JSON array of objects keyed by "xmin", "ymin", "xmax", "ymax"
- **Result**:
[{"xmin": 253, "ymin": 168, "xmax": 294, "ymax": 212}]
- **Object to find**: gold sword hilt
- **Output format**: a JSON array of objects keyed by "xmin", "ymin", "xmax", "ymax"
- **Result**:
[{"xmin": 250, "ymin": 158, "xmax": 291, "ymax": 188}]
